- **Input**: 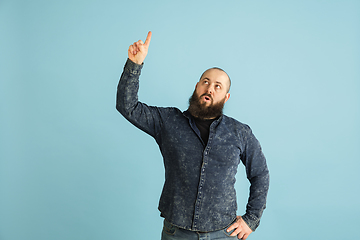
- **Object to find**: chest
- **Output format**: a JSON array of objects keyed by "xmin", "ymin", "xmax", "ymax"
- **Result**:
[{"xmin": 158, "ymin": 116, "xmax": 242, "ymax": 167}]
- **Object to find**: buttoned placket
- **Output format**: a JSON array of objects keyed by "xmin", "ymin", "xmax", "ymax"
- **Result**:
[{"xmin": 191, "ymin": 118, "xmax": 218, "ymax": 231}]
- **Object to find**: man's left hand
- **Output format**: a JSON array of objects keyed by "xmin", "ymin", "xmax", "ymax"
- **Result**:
[{"xmin": 226, "ymin": 216, "xmax": 253, "ymax": 239}]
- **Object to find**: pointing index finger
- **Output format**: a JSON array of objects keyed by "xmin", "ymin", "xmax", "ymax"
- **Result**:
[{"xmin": 144, "ymin": 31, "xmax": 152, "ymax": 47}]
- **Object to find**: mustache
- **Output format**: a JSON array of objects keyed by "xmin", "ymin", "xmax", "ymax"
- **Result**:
[{"xmin": 188, "ymin": 90, "xmax": 225, "ymax": 119}]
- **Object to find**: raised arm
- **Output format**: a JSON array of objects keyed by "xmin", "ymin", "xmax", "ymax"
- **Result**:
[{"xmin": 116, "ymin": 31, "xmax": 166, "ymax": 138}]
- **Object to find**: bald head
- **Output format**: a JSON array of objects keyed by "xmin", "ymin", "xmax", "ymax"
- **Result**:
[{"xmin": 200, "ymin": 67, "xmax": 231, "ymax": 93}]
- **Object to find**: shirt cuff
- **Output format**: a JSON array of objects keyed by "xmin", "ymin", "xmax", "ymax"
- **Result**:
[
  {"xmin": 124, "ymin": 58, "xmax": 144, "ymax": 75},
  {"xmin": 242, "ymin": 214, "xmax": 260, "ymax": 232}
]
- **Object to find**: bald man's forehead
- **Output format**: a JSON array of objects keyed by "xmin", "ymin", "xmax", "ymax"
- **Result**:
[{"xmin": 200, "ymin": 68, "xmax": 231, "ymax": 91}]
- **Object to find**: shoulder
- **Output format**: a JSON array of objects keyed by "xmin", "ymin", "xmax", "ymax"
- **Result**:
[
  {"xmin": 222, "ymin": 115, "xmax": 252, "ymax": 133},
  {"xmin": 221, "ymin": 115, "xmax": 259, "ymax": 144},
  {"xmin": 222, "ymin": 115, "xmax": 263, "ymax": 152},
  {"xmin": 156, "ymin": 106, "xmax": 182, "ymax": 114},
  {"xmin": 150, "ymin": 106, "xmax": 184, "ymax": 120}
]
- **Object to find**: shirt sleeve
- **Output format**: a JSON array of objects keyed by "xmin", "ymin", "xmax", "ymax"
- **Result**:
[
  {"xmin": 116, "ymin": 58, "xmax": 165, "ymax": 138},
  {"xmin": 240, "ymin": 126, "xmax": 270, "ymax": 231}
]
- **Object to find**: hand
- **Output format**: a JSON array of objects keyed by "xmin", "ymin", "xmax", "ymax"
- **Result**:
[
  {"xmin": 128, "ymin": 31, "xmax": 152, "ymax": 65},
  {"xmin": 226, "ymin": 216, "xmax": 253, "ymax": 240}
]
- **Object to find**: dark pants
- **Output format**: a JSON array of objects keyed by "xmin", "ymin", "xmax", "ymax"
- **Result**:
[{"xmin": 161, "ymin": 219, "xmax": 236, "ymax": 240}]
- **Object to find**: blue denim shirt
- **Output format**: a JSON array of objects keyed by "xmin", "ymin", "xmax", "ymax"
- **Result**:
[{"xmin": 116, "ymin": 59, "xmax": 269, "ymax": 232}]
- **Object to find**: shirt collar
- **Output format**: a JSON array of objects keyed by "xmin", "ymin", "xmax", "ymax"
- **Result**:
[{"xmin": 183, "ymin": 110, "xmax": 224, "ymax": 123}]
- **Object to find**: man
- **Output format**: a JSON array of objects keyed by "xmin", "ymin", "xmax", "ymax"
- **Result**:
[{"xmin": 116, "ymin": 32, "xmax": 269, "ymax": 240}]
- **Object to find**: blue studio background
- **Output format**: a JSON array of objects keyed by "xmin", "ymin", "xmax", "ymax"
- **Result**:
[{"xmin": 1, "ymin": 1, "xmax": 359, "ymax": 239}]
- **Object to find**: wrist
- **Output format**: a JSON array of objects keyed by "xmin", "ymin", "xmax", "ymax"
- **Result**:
[{"xmin": 128, "ymin": 58, "xmax": 143, "ymax": 66}]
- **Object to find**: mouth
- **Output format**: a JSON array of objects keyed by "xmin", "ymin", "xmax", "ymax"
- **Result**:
[{"xmin": 202, "ymin": 94, "xmax": 212, "ymax": 103}]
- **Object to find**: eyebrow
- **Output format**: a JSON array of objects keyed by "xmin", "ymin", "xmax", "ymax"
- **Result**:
[{"xmin": 202, "ymin": 78, "xmax": 223, "ymax": 85}]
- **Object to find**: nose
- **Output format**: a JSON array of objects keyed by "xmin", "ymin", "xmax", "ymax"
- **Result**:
[{"xmin": 206, "ymin": 85, "xmax": 214, "ymax": 95}]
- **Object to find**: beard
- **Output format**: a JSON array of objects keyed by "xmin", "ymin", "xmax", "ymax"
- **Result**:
[{"xmin": 187, "ymin": 90, "xmax": 226, "ymax": 119}]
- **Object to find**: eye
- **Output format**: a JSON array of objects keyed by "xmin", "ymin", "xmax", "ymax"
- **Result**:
[{"xmin": 215, "ymin": 85, "xmax": 221, "ymax": 89}]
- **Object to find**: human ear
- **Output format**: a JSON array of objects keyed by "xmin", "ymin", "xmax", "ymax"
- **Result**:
[{"xmin": 224, "ymin": 93, "xmax": 230, "ymax": 103}]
